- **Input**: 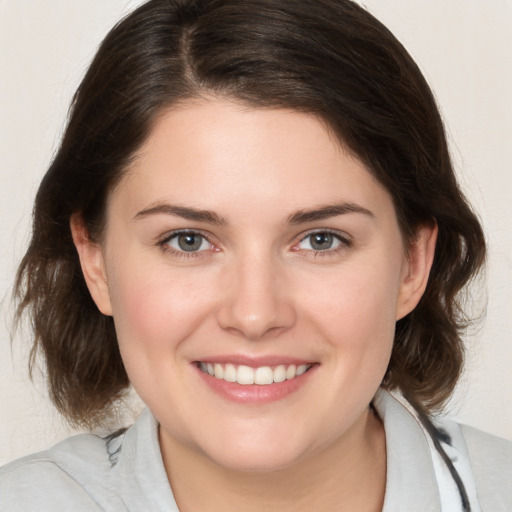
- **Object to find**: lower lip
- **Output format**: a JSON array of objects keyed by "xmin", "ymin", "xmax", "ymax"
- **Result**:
[{"xmin": 195, "ymin": 365, "xmax": 317, "ymax": 404}]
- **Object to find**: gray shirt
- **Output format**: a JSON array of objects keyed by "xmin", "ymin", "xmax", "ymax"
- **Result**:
[{"xmin": 1, "ymin": 390, "xmax": 511, "ymax": 511}]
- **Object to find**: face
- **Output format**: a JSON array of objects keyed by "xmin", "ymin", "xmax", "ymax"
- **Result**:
[{"xmin": 75, "ymin": 98, "xmax": 434, "ymax": 472}]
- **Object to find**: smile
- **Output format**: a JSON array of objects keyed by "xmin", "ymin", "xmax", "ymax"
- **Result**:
[{"xmin": 198, "ymin": 362, "xmax": 313, "ymax": 385}]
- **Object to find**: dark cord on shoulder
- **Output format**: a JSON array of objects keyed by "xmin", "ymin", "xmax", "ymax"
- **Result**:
[{"xmin": 415, "ymin": 408, "xmax": 471, "ymax": 512}]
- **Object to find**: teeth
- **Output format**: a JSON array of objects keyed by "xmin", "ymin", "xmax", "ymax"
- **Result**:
[
  {"xmin": 273, "ymin": 365, "xmax": 287, "ymax": 383},
  {"xmin": 296, "ymin": 364, "xmax": 309, "ymax": 376},
  {"xmin": 286, "ymin": 365, "xmax": 296, "ymax": 380},
  {"xmin": 237, "ymin": 365, "xmax": 255, "ymax": 385},
  {"xmin": 214, "ymin": 363, "xmax": 224, "ymax": 379},
  {"xmin": 254, "ymin": 366, "xmax": 274, "ymax": 385},
  {"xmin": 224, "ymin": 364, "xmax": 237, "ymax": 382},
  {"xmin": 199, "ymin": 362, "xmax": 312, "ymax": 385}
]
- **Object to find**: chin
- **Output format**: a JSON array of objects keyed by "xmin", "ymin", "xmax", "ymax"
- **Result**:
[
  {"xmin": 209, "ymin": 448, "xmax": 305, "ymax": 474},
  {"xmin": 197, "ymin": 428, "xmax": 314, "ymax": 474}
]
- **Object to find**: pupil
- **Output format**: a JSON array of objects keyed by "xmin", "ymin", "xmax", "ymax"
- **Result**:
[
  {"xmin": 311, "ymin": 233, "xmax": 332, "ymax": 250},
  {"xmin": 178, "ymin": 234, "xmax": 202, "ymax": 251}
]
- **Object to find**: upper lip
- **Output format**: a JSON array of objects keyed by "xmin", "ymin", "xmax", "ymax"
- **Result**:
[{"xmin": 193, "ymin": 355, "xmax": 315, "ymax": 368}]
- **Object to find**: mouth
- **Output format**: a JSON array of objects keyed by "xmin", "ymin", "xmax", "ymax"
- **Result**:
[{"xmin": 196, "ymin": 362, "xmax": 314, "ymax": 386}]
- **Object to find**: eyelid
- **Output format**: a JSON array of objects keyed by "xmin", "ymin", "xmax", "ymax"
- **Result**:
[
  {"xmin": 159, "ymin": 228, "xmax": 211, "ymax": 243},
  {"xmin": 158, "ymin": 228, "xmax": 219, "ymax": 257},
  {"xmin": 156, "ymin": 227, "xmax": 351, "ymax": 258},
  {"xmin": 291, "ymin": 228, "xmax": 352, "ymax": 252}
]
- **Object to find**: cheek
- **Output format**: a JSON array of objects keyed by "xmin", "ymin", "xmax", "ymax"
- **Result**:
[
  {"xmin": 107, "ymin": 263, "xmax": 214, "ymax": 362},
  {"xmin": 305, "ymin": 259, "xmax": 401, "ymax": 334},
  {"xmin": 106, "ymin": 264, "xmax": 218, "ymax": 411},
  {"xmin": 298, "ymin": 257, "xmax": 402, "ymax": 378}
]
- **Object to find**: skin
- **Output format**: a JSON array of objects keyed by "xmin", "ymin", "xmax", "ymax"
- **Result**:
[{"xmin": 72, "ymin": 98, "xmax": 437, "ymax": 511}]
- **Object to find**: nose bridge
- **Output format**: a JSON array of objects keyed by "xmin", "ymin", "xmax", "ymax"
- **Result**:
[{"xmin": 217, "ymin": 248, "xmax": 295, "ymax": 340}]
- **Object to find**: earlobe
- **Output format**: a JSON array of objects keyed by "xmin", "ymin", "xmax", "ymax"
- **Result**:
[
  {"xmin": 396, "ymin": 223, "xmax": 438, "ymax": 321},
  {"xmin": 70, "ymin": 214, "xmax": 113, "ymax": 316}
]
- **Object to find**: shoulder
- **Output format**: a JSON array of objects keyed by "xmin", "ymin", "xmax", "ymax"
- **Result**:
[
  {"xmin": 0, "ymin": 431, "xmax": 122, "ymax": 511},
  {"xmin": 374, "ymin": 390, "xmax": 512, "ymax": 511},
  {"xmin": 436, "ymin": 416, "xmax": 512, "ymax": 511},
  {"xmin": 0, "ymin": 409, "xmax": 175, "ymax": 511},
  {"xmin": 459, "ymin": 423, "xmax": 512, "ymax": 510}
]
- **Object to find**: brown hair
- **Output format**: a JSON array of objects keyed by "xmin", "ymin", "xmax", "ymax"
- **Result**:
[{"xmin": 15, "ymin": 0, "xmax": 485, "ymax": 427}]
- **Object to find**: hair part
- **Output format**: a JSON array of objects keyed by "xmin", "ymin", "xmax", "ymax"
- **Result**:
[{"xmin": 15, "ymin": 0, "xmax": 486, "ymax": 427}]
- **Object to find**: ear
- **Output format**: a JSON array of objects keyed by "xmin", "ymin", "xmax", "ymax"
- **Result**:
[
  {"xmin": 396, "ymin": 223, "xmax": 438, "ymax": 321},
  {"xmin": 70, "ymin": 214, "xmax": 113, "ymax": 316}
]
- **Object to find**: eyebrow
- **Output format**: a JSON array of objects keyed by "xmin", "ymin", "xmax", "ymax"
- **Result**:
[
  {"xmin": 133, "ymin": 201, "xmax": 374, "ymax": 226},
  {"xmin": 287, "ymin": 203, "xmax": 375, "ymax": 224},
  {"xmin": 133, "ymin": 203, "xmax": 228, "ymax": 225}
]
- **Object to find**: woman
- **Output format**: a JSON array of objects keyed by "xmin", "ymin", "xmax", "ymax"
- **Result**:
[{"xmin": 1, "ymin": 0, "xmax": 510, "ymax": 510}]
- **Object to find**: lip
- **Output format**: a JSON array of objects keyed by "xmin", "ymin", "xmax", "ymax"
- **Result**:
[{"xmin": 193, "ymin": 358, "xmax": 318, "ymax": 404}]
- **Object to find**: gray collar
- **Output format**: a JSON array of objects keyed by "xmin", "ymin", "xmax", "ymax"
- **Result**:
[
  {"xmin": 113, "ymin": 408, "xmax": 179, "ymax": 511},
  {"xmin": 373, "ymin": 389, "xmax": 441, "ymax": 512}
]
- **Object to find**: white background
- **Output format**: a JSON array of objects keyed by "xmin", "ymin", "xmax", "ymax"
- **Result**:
[{"xmin": 1, "ymin": 1, "xmax": 511, "ymax": 465}]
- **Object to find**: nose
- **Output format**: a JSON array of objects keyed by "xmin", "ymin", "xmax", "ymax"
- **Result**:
[{"xmin": 216, "ymin": 254, "xmax": 296, "ymax": 341}]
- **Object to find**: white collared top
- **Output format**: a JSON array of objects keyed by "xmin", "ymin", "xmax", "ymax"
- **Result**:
[{"xmin": 1, "ymin": 390, "xmax": 511, "ymax": 511}]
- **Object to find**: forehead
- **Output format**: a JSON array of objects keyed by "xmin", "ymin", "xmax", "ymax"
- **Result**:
[{"xmin": 109, "ymin": 98, "xmax": 393, "ymax": 222}]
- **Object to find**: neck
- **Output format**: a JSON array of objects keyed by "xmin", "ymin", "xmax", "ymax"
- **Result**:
[{"xmin": 160, "ymin": 407, "xmax": 387, "ymax": 512}]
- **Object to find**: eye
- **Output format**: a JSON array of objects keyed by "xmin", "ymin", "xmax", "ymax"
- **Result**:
[
  {"xmin": 296, "ymin": 231, "xmax": 348, "ymax": 252},
  {"xmin": 164, "ymin": 231, "xmax": 211, "ymax": 253}
]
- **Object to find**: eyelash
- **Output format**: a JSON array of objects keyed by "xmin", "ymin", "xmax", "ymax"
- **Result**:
[
  {"xmin": 158, "ymin": 229, "xmax": 216, "ymax": 259},
  {"xmin": 157, "ymin": 228, "xmax": 352, "ymax": 259},
  {"xmin": 293, "ymin": 229, "xmax": 352, "ymax": 257}
]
